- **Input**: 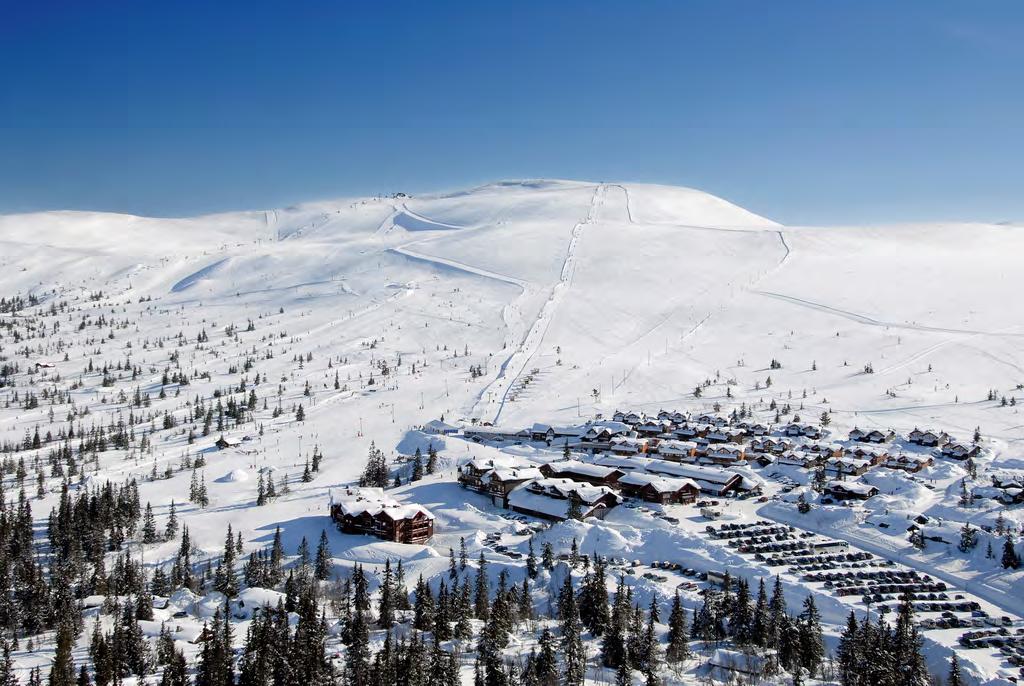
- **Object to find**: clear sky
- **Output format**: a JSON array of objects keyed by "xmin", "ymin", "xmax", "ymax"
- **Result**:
[{"xmin": 2, "ymin": 1, "xmax": 1023, "ymax": 224}]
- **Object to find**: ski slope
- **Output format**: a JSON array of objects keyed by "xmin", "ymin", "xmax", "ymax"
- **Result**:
[{"xmin": 3, "ymin": 179, "xmax": 1024, "ymax": 683}]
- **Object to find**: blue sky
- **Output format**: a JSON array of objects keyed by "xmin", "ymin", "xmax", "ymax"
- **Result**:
[{"xmin": 2, "ymin": 1, "xmax": 1023, "ymax": 224}]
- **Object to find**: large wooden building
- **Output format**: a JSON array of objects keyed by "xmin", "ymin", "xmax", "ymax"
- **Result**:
[
  {"xmin": 507, "ymin": 478, "xmax": 621, "ymax": 522},
  {"xmin": 330, "ymin": 488, "xmax": 434, "ymax": 544}
]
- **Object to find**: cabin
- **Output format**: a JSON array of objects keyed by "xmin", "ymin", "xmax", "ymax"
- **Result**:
[
  {"xmin": 674, "ymin": 423, "xmax": 712, "ymax": 440},
  {"xmin": 704, "ymin": 443, "xmax": 746, "ymax": 466},
  {"xmin": 635, "ymin": 419, "xmax": 673, "ymax": 437},
  {"xmin": 539, "ymin": 460, "xmax": 624, "ymax": 487},
  {"xmin": 655, "ymin": 439, "xmax": 698, "ymax": 462},
  {"xmin": 847, "ymin": 445, "xmax": 888, "ymax": 464},
  {"xmin": 750, "ymin": 436, "xmax": 794, "ymax": 455},
  {"xmin": 463, "ymin": 426, "xmax": 529, "ymax": 443},
  {"xmin": 824, "ymin": 457, "xmax": 873, "ymax": 477},
  {"xmin": 482, "ymin": 466, "xmax": 544, "ymax": 507},
  {"xmin": 941, "ymin": 441, "xmax": 980, "ymax": 460},
  {"xmin": 577, "ymin": 422, "xmax": 631, "ymax": 451},
  {"xmin": 800, "ymin": 441, "xmax": 844, "ymax": 458},
  {"xmin": 507, "ymin": 478, "xmax": 621, "ymax": 522},
  {"xmin": 825, "ymin": 481, "xmax": 879, "ymax": 501},
  {"xmin": 529, "ymin": 423, "xmax": 584, "ymax": 443},
  {"xmin": 657, "ymin": 410, "xmax": 689, "ymax": 425},
  {"xmin": 421, "ymin": 419, "xmax": 459, "ymax": 435},
  {"xmin": 706, "ymin": 427, "xmax": 746, "ymax": 444},
  {"xmin": 849, "ymin": 427, "xmax": 895, "ymax": 444},
  {"xmin": 736, "ymin": 421, "xmax": 770, "ymax": 436},
  {"xmin": 907, "ymin": 428, "xmax": 946, "ymax": 447},
  {"xmin": 616, "ymin": 473, "xmax": 699, "ymax": 504},
  {"xmin": 785, "ymin": 423, "xmax": 823, "ymax": 439},
  {"xmin": 881, "ymin": 454, "xmax": 933, "ymax": 473},
  {"xmin": 990, "ymin": 473, "xmax": 1024, "ymax": 504},
  {"xmin": 609, "ymin": 435, "xmax": 649, "ymax": 455},
  {"xmin": 215, "ymin": 435, "xmax": 241, "ymax": 450},
  {"xmin": 330, "ymin": 488, "xmax": 434, "ymax": 543},
  {"xmin": 694, "ymin": 413, "xmax": 729, "ymax": 427},
  {"xmin": 643, "ymin": 462, "xmax": 744, "ymax": 496},
  {"xmin": 776, "ymin": 451, "xmax": 818, "ymax": 469},
  {"xmin": 458, "ymin": 458, "xmax": 498, "ymax": 491}
]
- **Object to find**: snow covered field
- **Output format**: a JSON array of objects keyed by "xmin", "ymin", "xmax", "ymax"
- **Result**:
[{"xmin": 1, "ymin": 179, "xmax": 1023, "ymax": 684}]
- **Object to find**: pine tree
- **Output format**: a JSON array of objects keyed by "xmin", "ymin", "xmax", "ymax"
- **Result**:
[
  {"xmin": 214, "ymin": 524, "xmax": 238, "ymax": 597},
  {"xmin": 314, "ymin": 529, "xmax": 331, "ymax": 581},
  {"xmin": 1003, "ymin": 532, "xmax": 1021, "ymax": 569},
  {"xmin": 345, "ymin": 590, "xmax": 371, "ymax": 686},
  {"xmin": 141, "ymin": 502, "xmax": 158, "ymax": 544},
  {"xmin": 566, "ymin": 495, "xmax": 584, "ymax": 521},
  {"xmin": 526, "ymin": 537, "xmax": 538, "ymax": 579},
  {"xmin": 474, "ymin": 552, "xmax": 490, "ymax": 619},
  {"xmin": 767, "ymin": 574, "xmax": 787, "ymax": 649},
  {"xmin": 797, "ymin": 595, "xmax": 824, "ymax": 677},
  {"xmin": 730, "ymin": 577, "xmax": 752, "ymax": 645},
  {"xmin": 578, "ymin": 556, "xmax": 610, "ymax": 636},
  {"xmin": 665, "ymin": 591, "xmax": 691, "ymax": 664},
  {"xmin": 48, "ymin": 617, "xmax": 76, "ymax": 686},
  {"xmin": 959, "ymin": 522, "xmax": 978, "ymax": 553},
  {"xmin": 835, "ymin": 611, "xmax": 858, "ymax": 686},
  {"xmin": 164, "ymin": 499, "xmax": 178, "ymax": 541},
  {"xmin": 413, "ymin": 575, "xmax": 435, "ymax": 632},
  {"xmin": 534, "ymin": 629, "xmax": 558, "ymax": 686},
  {"xmin": 411, "ymin": 448, "xmax": 424, "ymax": 482},
  {"xmin": 948, "ymin": 654, "xmax": 963, "ymax": 686},
  {"xmin": 894, "ymin": 593, "xmax": 929, "ymax": 686},
  {"xmin": 560, "ymin": 587, "xmax": 586, "ymax": 686},
  {"xmin": 160, "ymin": 650, "xmax": 189, "ymax": 686},
  {"xmin": 426, "ymin": 445, "xmax": 438, "ymax": 475}
]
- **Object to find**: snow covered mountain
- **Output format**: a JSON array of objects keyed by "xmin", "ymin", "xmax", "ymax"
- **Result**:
[
  {"xmin": 4, "ymin": 179, "xmax": 1022, "ymax": 441},
  {"xmin": 4, "ymin": 179, "xmax": 1024, "ymax": 684}
]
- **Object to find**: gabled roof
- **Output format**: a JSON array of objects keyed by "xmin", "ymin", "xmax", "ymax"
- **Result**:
[
  {"xmin": 617, "ymin": 472, "xmax": 699, "ymax": 493},
  {"xmin": 333, "ymin": 488, "xmax": 434, "ymax": 520}
]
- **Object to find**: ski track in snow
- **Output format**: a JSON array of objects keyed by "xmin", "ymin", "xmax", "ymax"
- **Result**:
[
  {"xmin": 479, "ymin": 184, "xmax": 605, "ymax": 424},
  {"xmin": 754, "ymin": 289, "xmax": 1024, "ymax": 337}
]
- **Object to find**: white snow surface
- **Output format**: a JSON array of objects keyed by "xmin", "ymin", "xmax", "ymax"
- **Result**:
[{"xmin": 4, "ymin": 178, "xmax": 1024, "ymax": 684}]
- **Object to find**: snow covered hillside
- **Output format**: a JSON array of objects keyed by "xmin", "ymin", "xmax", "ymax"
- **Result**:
[{"xmin": 2, "ymin": 179, "xmax": 1024, "ymax": 684}]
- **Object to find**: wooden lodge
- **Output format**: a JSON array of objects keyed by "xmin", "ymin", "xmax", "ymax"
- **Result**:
[
  {"xmin": 330, "ymin": 488, "xmax": 434, "ymax": 544},
  {"xmin": 825, "ymin": 481, "xmax": 879, "ymax": 501},
  {"xmin": 616, "ymin": 472, "xmax": 700, "ymax": 505},
  {"xmin": 507, "ymin": 478, "xmax": 621, "ymax": 522}
]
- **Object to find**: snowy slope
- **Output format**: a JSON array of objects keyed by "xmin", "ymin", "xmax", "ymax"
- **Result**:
[{"xmin": 3, "ymin": 179, "xmax": 1024, "ymax": 683}]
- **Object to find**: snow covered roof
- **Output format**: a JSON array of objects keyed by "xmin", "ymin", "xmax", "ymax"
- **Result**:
[
  {"xmin": 643, "ymin": 461, "xmax": 741, "ymax": 486},
  {"xmin": 657, "ymin": 439, "xmax": 698, "ymax": 455},
  {"xmin": 617, "ymin": 472, "xmax": 699, "ymax": 493},
  {"xmin": 332, "ymin": 488, "xmax": 434, "ymax": 521},
  {"xmin": 422, "ymin": 419, "xmax": 458, "ymax": 433},
  {"xmin": 507, "ymin": 478, "xmax": 620, "ymax": 517},
  {"xmin": 826, "ymin": 480, "xmax": 877, "ymax": 495},
  {"xmin": 543, "ymin": 459, "xmax": 621, "ymax": 479},
  {"xmin": 485, "ymin": 466, "xmax": 543, "ymax": 482}
]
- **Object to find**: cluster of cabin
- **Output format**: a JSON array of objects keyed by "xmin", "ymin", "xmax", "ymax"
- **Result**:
[
  {"xmin": 458, "ymin": 450, "xmax": 761, "ymax": 522},
  {"xmin": 329, "ymin": 488, "xmax": 435, "ymax": 544},
  {"xmin": 985, "ymin": 472, "xmax": 1024, "ymax": 505},
  {"xmin": 462, "ymin": 412, "xmax": 983, "ymax": 511}
]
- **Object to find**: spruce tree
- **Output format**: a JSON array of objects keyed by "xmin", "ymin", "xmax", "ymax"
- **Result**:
[
  {"xmin": 665, "ymin": 591, "xmax": 691, "ymax": 664},
  {"xmin": 1002, "ymin": 532, "xmax": 1020, "ymax": 569},
  {"xmin": 797, "ymin": 595, "xmax": 824, "ymax": 677},
  {"xmin": 560, "ymin": 588, "xmax": 586, "ymax": 686},
  {"xmin": 948, "ymin": 655, "xmax": 963, "ymax": 686},
  {"xmin": 474, "ymin": 552, "xmax": 490, "ymax": 619},
  {"xmin": 314, "ymin": 529, "xmax": 331, "ymax": 581},
  {"xmin": 49, "ymin": 617, "xmax": 77, "ymax": 686}
]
